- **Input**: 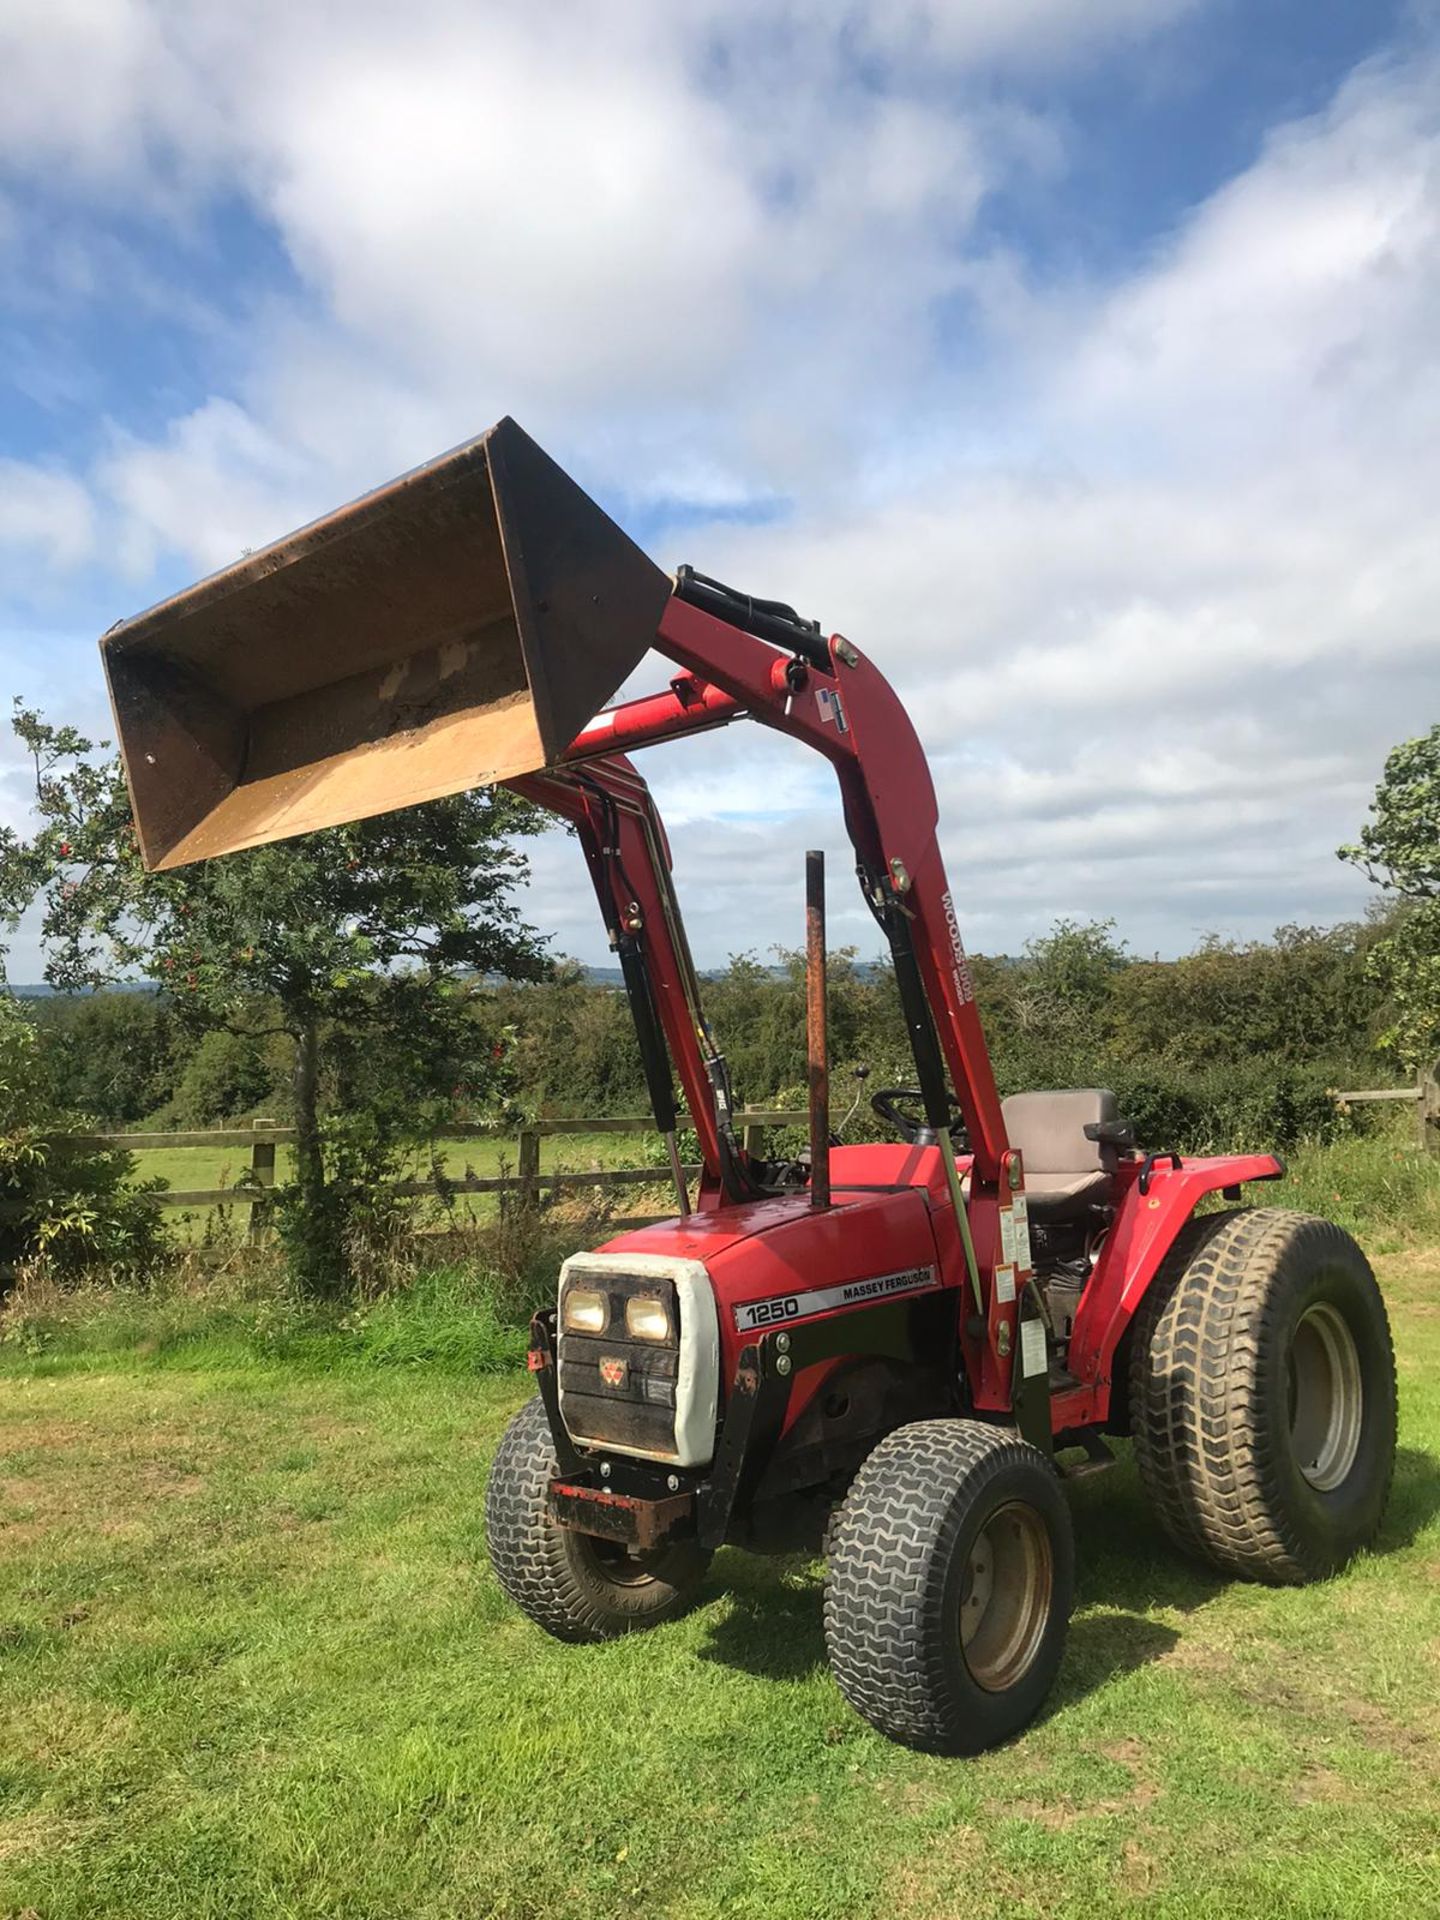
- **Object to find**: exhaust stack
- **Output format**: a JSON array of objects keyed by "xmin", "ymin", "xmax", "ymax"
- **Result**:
[
  {"xmin": 100, "ymin": 417, "xmax": 670, "ymax": 870},
  {"xmin": 807, "ymin": 849, "xmax": 830, "ymax": 1211}
]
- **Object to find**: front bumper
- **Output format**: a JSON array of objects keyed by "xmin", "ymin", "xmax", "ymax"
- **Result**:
[{"xmin": 547, "ymin": 1479, "xmax": 695, "ymax": 1552}]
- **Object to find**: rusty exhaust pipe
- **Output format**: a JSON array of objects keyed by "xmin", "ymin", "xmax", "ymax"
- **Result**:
[
  {"xmin": 99, "ymin": 418, "xmax": 670, "ymax": 870},
  {"xmin": 807, "ymin": 849, "xmax": 830, "ymax": 1210}
]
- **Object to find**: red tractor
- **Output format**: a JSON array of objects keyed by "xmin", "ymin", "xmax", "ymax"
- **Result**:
[{"xmin": 101, "ymin": 419, "xmax": 1397, "ymax": 1754}]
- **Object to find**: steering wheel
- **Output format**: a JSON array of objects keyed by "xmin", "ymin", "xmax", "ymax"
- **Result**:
[{"xmin": 870, "ymin": 1086, "xmax": 968, "ymax": 1145}]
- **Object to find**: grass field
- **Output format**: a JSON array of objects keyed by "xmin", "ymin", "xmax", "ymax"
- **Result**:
[
  {"xmin": 130, "ymin": 1129, "xmax": 650, "ymax": 1193},
  {"xmin": 2, "ymin": 1232, "xmax": 1438, "ymax": 1917},
  {"xmin": 129, "ymin": 1131, "xmax": 659, "ymax": 1243}
]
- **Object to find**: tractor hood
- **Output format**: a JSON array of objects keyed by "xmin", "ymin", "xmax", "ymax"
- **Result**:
[{"xmin": 600, "ymin": 1152, "xmax": 953, "ymax": 1368}]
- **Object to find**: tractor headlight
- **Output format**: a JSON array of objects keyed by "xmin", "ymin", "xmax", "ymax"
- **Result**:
[
  {"xmin": 562, "ymin": 1287, "xmax": 608, "ymax": 1335},
  {"xmin": 624, "ymin": 1295, "xmax": 671, "ymax": 1342}
]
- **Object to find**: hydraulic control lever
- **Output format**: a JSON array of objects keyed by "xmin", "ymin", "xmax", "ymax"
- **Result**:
[{"xmin": 672, "ymin": 565, "xmax": 830, "ymax": 668}]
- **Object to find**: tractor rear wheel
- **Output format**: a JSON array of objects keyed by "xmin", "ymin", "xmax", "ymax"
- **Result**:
[
  {"xmin": 824, "ymin": 1420, "xmax": 1074, "ymax": 1754},
  {"xmin": 1129, "ymin": 1208, "xmax": 1396, "ymax": 1584},
  {"xmin": 485, "ymin": 1398, "xmax": 709, "ymax": 1642}
]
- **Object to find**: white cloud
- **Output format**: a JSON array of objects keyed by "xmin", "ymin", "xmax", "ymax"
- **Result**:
[
  {"xmin": 249, "ymin": 20, "xmax": 758, "ymax": 404},
  {"xmin": 0, "ymin": 0, "xmax": 1185, "ymax": 512},
  {"xmin": 2, "ymin": 2, "xmax": 1067, "ymax": 572},
  {"xmin": 0, "ymin": 461, "xmax": 95, "ymax": 570},
  {"xmin": 638, "ymin": 54, "xmax": 1440, "ymax": 955},
  {"xmin": 99, "ymin": 397, "xmax": 329, "ymax": 579},
  {"xmin": 0, "ymin": 0, "xmax": 1197, "ymax": 190},
  {"xmin": 0, "ymin": 6, "xmax": 1435, "ymax": 970},
  {"xmin": 0, "ymin": 0, "xmax": 210, "ymax": 190},
  {"xmin": 1057, "ymin": 60, "xmax": 1440, "ymax": 464}
]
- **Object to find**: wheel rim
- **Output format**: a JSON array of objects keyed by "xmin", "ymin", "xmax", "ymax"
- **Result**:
[
  {"xmin": 585, "ymin": 1536, "xmax": 667, "ymax": 1587},
  {"xmin": 959, "ymin": 1501, "xmax": 1053, "ymax": 1693},
  {"xmin": 1288, "ymin": 1301, "xmax": 1364, "ymax": 1492}
]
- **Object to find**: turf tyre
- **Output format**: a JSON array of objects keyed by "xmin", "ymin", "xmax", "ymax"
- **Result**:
[
  {"xmin": 824, "ymin": 1419, "xmax": 1074, "ymax": 1755},
  {"xmin": 1129, "ymin": 1207, "xmax": 1396, "ymax": 1584},
  {"xmin": 485, "ymin": 1397, "xmax": 709, "ymax": 1643}
]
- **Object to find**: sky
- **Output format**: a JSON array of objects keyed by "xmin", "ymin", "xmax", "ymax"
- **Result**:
[{"xmin": 1, "ymin": 0, "xmax": 1437, "ymax": 976}]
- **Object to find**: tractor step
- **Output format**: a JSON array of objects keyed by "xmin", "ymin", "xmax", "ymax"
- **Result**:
[{"xmin": 1056, "ymin": 1433, "xmax": 1116, "ymax": 1480}]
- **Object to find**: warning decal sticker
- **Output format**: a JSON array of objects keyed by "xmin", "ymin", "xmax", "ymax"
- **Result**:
[
  {"xmin": 1011, "ymin": 1193, "xmax": 1032, "ymax": 1273},
  {"xmin": 1020, "ymin": 1317, "xmax": 1049, "ymax": 1378}
]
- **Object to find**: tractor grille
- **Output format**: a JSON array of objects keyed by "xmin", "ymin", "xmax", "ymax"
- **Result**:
[{"xmin": 558, "ymin": 1270, "xmax": 681, "ymax": 1459}]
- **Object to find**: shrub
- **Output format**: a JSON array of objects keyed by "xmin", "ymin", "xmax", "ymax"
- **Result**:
[
  {"xmin": 0, "ymin": 996, "xmax": 170, "ymax": 1282},
  {"xmin": 1101, "ymin": 1059, "xmax": 1348, "ymax": 1153},
  {"xmin": 27, "ymin": 989, "xmax": 178, "ymax": 1124}
]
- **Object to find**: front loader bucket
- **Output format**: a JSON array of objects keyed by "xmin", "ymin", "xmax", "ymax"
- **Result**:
[{"xmin": 100, "ymin": 417, "xmax": 670, "ymax": 870}]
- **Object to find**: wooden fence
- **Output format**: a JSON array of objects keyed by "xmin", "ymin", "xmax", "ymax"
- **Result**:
[
  {"xmin": 1330, "ymin": 1059, "xmax": 1440, "ymax": 1155},
  {"xmin": 10, "ymin": 1066, "xmax": 1434, "ymax": 1252},
  {"xmin": 67, "ymin": 1109, "xmax": 805, "ymax": 1242}
]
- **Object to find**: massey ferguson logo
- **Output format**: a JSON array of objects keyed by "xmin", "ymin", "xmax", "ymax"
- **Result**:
[
  {"xmin": 599, "ymin": 1357, "xmax": 627, "ymax": 1388},
  {"xmin": 940, "ymin": 889, "xmax": 976, "ymax": 1004},
  {"xmin": 734, "ymin": 1264, "xmax": 939, "ymax": 1334}
]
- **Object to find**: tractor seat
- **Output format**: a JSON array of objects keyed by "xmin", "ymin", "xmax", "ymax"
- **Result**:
[{"xmin": 1002, "ymin": 1088, "xmax": 1120, "ymax": 1224}]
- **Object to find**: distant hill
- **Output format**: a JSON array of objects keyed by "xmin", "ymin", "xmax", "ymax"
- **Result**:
[
  {"xmin": 6, "ymin": 981, "xmax": 157, "ymax": 999},
  {"xmin": 6, "ymin": 961, "xmax": 887, "ymax": 998},
  {"xmin": 8, "ymin": 968, "xmax": 766, "ymax": 996}
]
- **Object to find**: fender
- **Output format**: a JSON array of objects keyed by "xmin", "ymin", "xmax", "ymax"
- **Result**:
[{"xmin": 1053, "ymin": 1153, "xmax": 1286, "ymax": 1431}]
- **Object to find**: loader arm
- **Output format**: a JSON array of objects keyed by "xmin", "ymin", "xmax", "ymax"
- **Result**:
[
  {"xmin": 507, "ymin": 754, "xmax": 725, "ymax": 1186},
  {"xmin": 507, "ymin": 601, "xmax": 1026, "ymax": 1410},
  {"xmin": 550, "ymin": 591, "xmax": 1010, "ymax": 1192}
]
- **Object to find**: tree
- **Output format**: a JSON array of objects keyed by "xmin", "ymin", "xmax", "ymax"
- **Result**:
[
  {"xmin": 997, "ymin": 919, "xmax": 1128, "ymax": 1085},
  {"xmin": 1019, "ymin": 919, "xmax": 1127, "ymax": 1022},
  {"xmin": 172, "ymin": 1028, "xmax": 275, "ymax": 1128},
  {"xmin": 0, "ymin": 703, "xmax": 549, "ymax": 1296},
  {"xmin": 26, "ymin": 989, "xmax": 179, "ymax": 1124},
  {"xmin": 1340, "ymin": 724, "xmax": 1440, "ymax": 1073}
]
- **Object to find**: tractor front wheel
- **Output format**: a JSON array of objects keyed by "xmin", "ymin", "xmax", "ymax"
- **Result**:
[
  {"xmin": 485, "ymin": 1398, "xmax": 710, "ymax": 1642},
  {"xmin": 824, "ymin": 1420, "xmax": 1074, "ymax": 1754},
  {"xmin": 1129, "ymin": 1208, "xmax": 1397, "ymax": 1583}
]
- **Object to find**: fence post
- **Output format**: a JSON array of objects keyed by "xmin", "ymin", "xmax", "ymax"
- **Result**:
[
  {"xmin": 246, "ymin": 1119, "xmax": 277, "ymax": 1246},
  {"xmin": 1421, "ymin": 1060, "xmax": 1440, "ymax": 1157},
  {"xmin": 742, "ymin": 1121, "xmax": 765, "ymax": 1158},
  {"xmin": 517, "ymin": 1126, "xmax": 541, "ymax": 1207}
]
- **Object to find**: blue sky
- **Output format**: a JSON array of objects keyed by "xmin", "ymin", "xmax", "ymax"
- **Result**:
[{"xmin": 2, "ymin": 0, "xmax": 1437, "ymax": 975}]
